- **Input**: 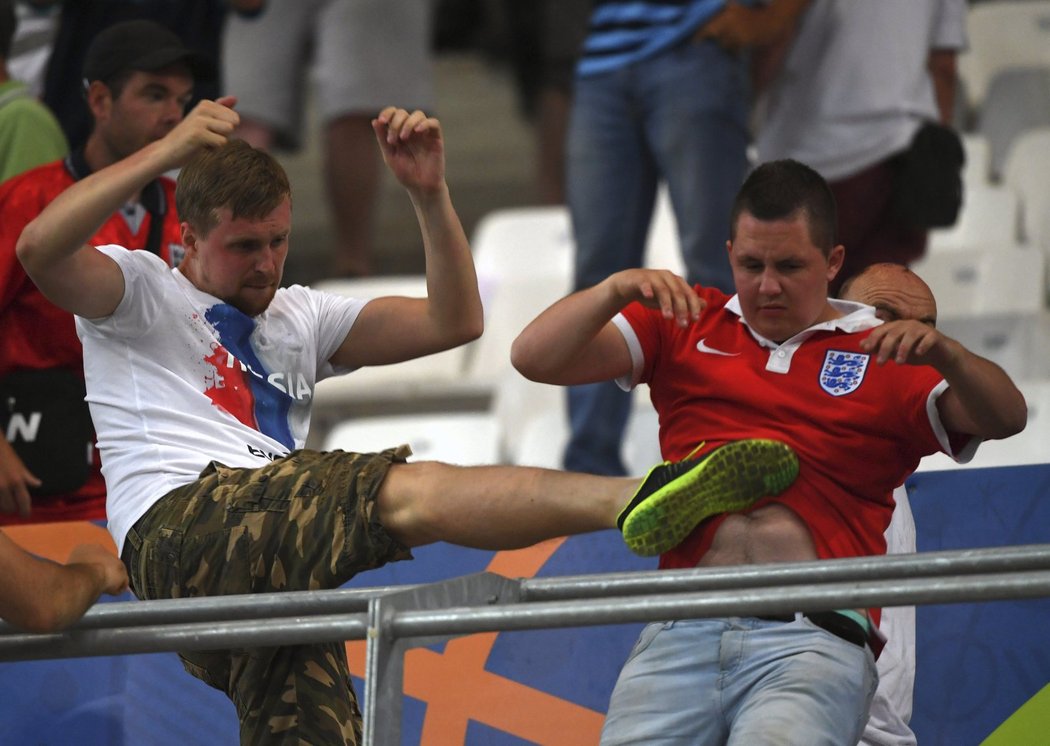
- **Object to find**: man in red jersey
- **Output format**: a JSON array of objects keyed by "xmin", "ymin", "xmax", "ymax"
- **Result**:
[
  {"xmin": 0, "ymin": 20, "xmax": 213, "ymax": 522},
  {"xmin": 512, "ymin": 159, "xmax": 1026, "ymax": 744}
]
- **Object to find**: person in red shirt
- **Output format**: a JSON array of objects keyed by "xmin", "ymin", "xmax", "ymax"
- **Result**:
[
  {"xmin": 0, "ymin": 20, "xmax": 213, "ymax": 523},
  {"xmin": 511, "ymin": 159, "xmax": 1026, "ymax": 744}
]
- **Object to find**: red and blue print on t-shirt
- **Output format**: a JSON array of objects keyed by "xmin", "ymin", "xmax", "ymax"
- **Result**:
[{"xmin": 202, "ymin": 303, "xmax": 295, "ymax": 449}]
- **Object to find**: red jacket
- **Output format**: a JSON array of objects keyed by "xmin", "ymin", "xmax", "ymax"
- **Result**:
[{"xmin": 0, "ymin": 155, "xmax": 183, "ymax": 523}]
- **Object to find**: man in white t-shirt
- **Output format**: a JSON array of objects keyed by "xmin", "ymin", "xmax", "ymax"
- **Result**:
[
  {"xmin": 15, "ymin": 97, "xmax": 802, "ymax": 745},
  {"xmin": 753, "ymin": 0, "xmax": 967, "ymax": 296},
  {"xmin": 839, "ymin": 262, "xmax": 938, "ymax": 746}
]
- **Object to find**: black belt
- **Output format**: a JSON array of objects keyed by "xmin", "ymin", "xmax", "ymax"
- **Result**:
[{"xmin": 758, "ymin": 611, "xmax": 869, "ymax": 648}]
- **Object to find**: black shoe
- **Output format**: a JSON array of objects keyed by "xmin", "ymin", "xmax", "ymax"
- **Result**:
[{"xmin": 618, "ymin": 439, "xmax": 799, "ymax": 556}]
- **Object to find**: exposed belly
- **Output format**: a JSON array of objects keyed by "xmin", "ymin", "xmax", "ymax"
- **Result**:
[{"xmin": 698, "ymin": 503, "xmax": 818, "ymax": 567}]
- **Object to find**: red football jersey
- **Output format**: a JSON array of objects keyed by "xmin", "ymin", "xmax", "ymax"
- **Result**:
[
  {"xmin": 618, "ymin": 286, "xmax": 968, "ymax": 570},
  {"xmin": 0, "ymin": 158, "xmax": 183, "ymax": 522}
]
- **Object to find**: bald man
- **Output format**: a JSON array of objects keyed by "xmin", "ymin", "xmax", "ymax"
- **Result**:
[
  {"xmin": 839, "ymin": 262, "xmax": 937, "ymax": 746},
  {"xmin": 840, "ymin": 262, "xmax": 937, "ymax": 327}
]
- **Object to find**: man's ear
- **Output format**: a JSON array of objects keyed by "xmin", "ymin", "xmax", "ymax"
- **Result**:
[
  {"xmin": 180, "ymin": 222, "xmax": 198, "ymax": 255},
  {"xmin": 827, "ymin": 243, "xmax": 845, "ymax": 281},
  {"xmin": 85, "ymin": 80, "xmax": 114, "ymax": 120},
  {"xmin": 178, "ymin": 222, "xmax": 203, "ymax": 281}
]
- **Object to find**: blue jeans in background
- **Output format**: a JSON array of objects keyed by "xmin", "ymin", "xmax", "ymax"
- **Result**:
[{"xmin": 564, "ymin": 37, "xmax": 750, "ymax": 475}]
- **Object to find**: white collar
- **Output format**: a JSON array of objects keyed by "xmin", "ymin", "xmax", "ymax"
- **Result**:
[{"xmin": 723, "ymin": 295, "xmax": 882, "ymax": 350}]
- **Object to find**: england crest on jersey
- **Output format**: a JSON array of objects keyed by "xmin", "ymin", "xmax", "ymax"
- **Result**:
[{"xmin": 819, "ymin": 350, "xmax": 870, "ymax": 396}]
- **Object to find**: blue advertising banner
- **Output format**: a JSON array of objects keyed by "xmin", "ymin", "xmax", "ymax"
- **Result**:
[{"xmin": 1, "ymin": 463, "xmax": 1047, "ymax": 744}]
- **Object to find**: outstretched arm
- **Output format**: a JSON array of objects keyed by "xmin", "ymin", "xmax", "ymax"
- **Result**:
[
  {"xmin": 0, "ymin": 532, "xmax": 128, "ymax": 633},
  {"xmin": 512, "ymin": 268, "xmax": 705, "ymax": 385},
  {"xmin": 16, "ymin": 97, "xmax": 239, "ymax": 319},
  {"xmin": 861, "ymin": 320, "xmax": 1027, "ymax": 439},
  {"xmin": 331, "ymin": 107, "xmax": 483, "ymax": 368}
]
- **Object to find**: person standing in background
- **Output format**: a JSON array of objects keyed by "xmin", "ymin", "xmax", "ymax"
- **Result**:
[
  {"xmin": 489, "ymin": 0, "xmax": 591, "ymax": 205},
  {"xmin": 753, "ymin": 0, "xmax": 967, "ymax": 295},
  {"xmin": 6, "ymin": 1, "xmax": 58, "ymax": 98},
  {"xmin": 563, "ymin": 0, "xmax": 808, "ymax": 476},
  {"xmin": 0, "ymin": 0, "xmax": 66, "ymax": 183},
  {"xmin": 222, "ymin": 0, "xmax": 435, "ymax": 279}
]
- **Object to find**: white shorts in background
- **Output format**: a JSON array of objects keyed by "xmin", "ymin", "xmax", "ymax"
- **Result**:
[{"xmin": 222, "ymin": 0, "xmax": 435, "ymax": 149}]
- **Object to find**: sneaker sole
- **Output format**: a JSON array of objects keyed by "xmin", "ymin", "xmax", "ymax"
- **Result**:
[{"xmin": 622, "ymin": 439, "xmax": 799, "ymax": 557}]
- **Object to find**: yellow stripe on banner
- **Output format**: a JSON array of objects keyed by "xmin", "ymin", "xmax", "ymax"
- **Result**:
[{"xmin": 981, "ymin": 683, "xmax": 1050, "ymax": 745}]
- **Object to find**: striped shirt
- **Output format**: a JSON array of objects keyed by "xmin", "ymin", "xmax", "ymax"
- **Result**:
[{"xmin": 577, "ymin": 0, "xmax": 759, "ymax": 77}]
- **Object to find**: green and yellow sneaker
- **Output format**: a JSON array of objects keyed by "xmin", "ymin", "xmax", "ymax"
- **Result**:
[{"xmin": 618, "ymin": 439, "xmax": 799, "ymax": 557}]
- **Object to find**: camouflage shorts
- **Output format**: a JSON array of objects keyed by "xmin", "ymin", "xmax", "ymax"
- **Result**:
[{"xmin": 121, "ymin": 446, "xmax": 414, "ymax": 745}]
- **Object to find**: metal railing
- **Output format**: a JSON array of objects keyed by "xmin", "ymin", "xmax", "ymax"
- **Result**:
[{"xmin": 3, "ymin": 543, "xmax": 1050, "ymax": 745}]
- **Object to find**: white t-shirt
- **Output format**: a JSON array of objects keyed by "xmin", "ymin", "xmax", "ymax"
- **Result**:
[
  {"xmin": 755, "ymin": 0, "xmax": 968, "ymax": 180},
  {"xmin": 76, "ymin": 246, "xmax": 366, "ymax": 553},
  {"xmin": 862, "ymin": 485, "xmax": 919, "ymax": 746}
]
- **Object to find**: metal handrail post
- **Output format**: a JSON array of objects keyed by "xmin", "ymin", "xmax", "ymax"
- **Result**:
[{"xmin": 363, "ymin": 573, "xmax": 521, "ymax": 746}]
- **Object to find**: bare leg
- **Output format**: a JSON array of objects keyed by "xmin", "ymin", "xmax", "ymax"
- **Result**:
[
  {"xmin": 375, "ymin": 440, "xmax": 801, "ymax": 557},
  {"xmin": 535, "ymin": 87, "xmax": 572, "ymax": 205},
  {"xmin": 375, "ymin": 461, "xmax": 637, "ymax": 549},
  {"xmin": 324, "ymin": 114, "xmax": 381, "ymax": 277}
]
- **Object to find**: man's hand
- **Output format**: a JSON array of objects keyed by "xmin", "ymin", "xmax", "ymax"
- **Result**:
[
  {"xmin": 67, "ymin": 544, "xmax": 129, "ymax": 597},
  {"xmin": 696, "ymin": 0, "xmax": 809, "ymax": 52},
  {"xmin": 372, "ymin": 107, "xmax": 446, "ymax": 196},
  {"xmin": 609, "ymin": 268, "xmax": 706, "ymax": 327},
  {"xmin": 0, "ymin": 437, "xmax": 39, "ymax": 518},
  {"xmin": 158, "ymin": 95, "xmax": 240, "ymax": 170},
  {"xmin": 860, "ymin": 319, "xmax": 959, "ymax": 368}
]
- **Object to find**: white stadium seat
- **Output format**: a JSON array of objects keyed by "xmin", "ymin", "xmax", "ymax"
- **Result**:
[{"xmin": 958, "ymin": 1, "xmax": 1050, "ymax": 110}]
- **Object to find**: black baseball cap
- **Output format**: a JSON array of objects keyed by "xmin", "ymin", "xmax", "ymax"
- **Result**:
[{"xmin": 82, "ymin": 19, "xmax": 216, "ymax": 85}]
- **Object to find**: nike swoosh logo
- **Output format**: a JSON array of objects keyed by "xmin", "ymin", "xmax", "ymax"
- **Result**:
[{"xmin": 696, "ymin": 338, "xmax": 740, "ymax": 356}]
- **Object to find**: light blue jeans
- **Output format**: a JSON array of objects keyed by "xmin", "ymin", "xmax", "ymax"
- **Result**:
[
  {"xmin": 564, "ymin": 38, "xmax": 750, "ymax": 475},
  {"xmin": 601, "ymin": 616, "xmax": 878, "ymax": 745}
]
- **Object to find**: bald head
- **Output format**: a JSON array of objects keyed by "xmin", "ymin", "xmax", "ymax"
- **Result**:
[{"xmin": 839, "ymin": 263, "xmax": 937, "ymax": 327}]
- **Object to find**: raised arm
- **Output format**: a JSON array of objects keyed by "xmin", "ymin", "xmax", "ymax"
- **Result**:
[
  {"xmin": 16, "ymin": 97, "xmax": 239, "ymax": 319},
  {"xmin": 512, "ymin": 268, "xmax": 705, "ymax": 385},
  {"xmin": 330, "ymin": 108, "xmax": 483, "ymax": 369},
  {"xmin": 861, "ymin": 320, "xmax": 1027, "ymax": 440},
  {"xmin": 0, "ymin": 532, "xmax": 128, "ymax": 633}
]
